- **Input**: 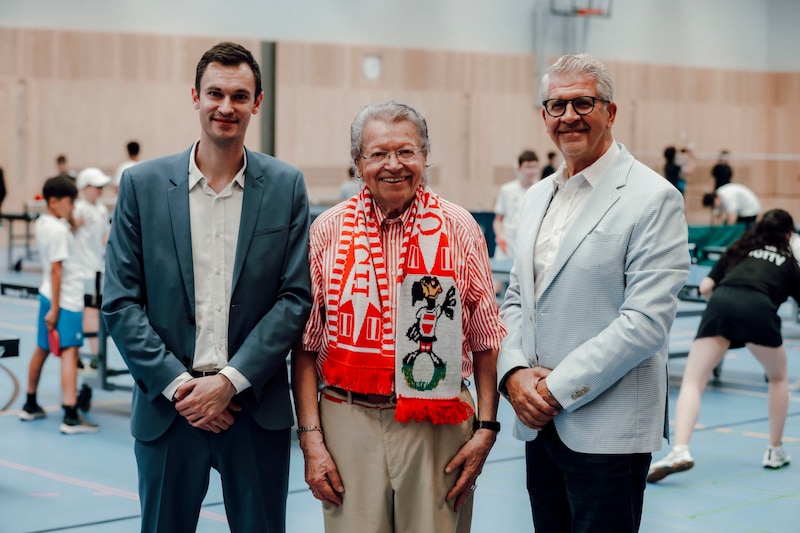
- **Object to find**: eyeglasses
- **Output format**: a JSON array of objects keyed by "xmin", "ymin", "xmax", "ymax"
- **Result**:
[
  {"xmin": 360, "ymin": 148, "xmax": 423, "ymax": 164},
  {"xmin": 542, "ymin": 96, "xmax": 609, "ymax": 118}
]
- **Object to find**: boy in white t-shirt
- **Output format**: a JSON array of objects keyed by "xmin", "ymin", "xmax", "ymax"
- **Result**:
[
  {"xmin": 19, "ymin": 176, "xmax": 99, "ymax": 434},
  {"xmin": 73, "ymin": 168, "xmax": 111, "ymax": 355}
]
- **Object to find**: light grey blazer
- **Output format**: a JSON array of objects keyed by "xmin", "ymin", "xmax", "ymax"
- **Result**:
[{"xmin": 497, "ymin": 143, "xmax": 689, "ymax": 454}]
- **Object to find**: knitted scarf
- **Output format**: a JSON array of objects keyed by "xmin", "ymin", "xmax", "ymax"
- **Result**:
[{"xmin": 321, "ymin": 186, "xmax": 473, "ymax": 424}]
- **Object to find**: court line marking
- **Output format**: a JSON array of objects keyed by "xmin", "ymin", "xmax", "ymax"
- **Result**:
[{"xmin": 0, "ymin": 458, "xmax": 228, "ymax": 522}]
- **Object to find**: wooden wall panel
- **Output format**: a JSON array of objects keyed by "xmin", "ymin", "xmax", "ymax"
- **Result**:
[
  {"xmin": 275, "ymin": 42, "xmax": 542, "ymax": 211},
  {"xmin": 604, "ymin": 58, "xmax": 799, "ymax": 223},
  {"xmin": 0, "ymin": 28, "xmax": 259, "ymax": 230},
  {"xmin": 1, "ymin": 27, "xmax": 799, "ymax": 243},
  {"xmin": 0, "ymin": 78, "xmax": 19, "ymax": 196}
]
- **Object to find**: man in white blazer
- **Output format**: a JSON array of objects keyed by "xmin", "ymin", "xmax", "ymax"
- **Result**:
[{"xmin": 497, "ymin": 54, "xmax": 689, "ymax": 532}]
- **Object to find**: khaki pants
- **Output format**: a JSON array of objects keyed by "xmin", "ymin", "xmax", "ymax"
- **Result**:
[{"xmin": 319, "ymin": 386, "xmax": 475, "ymax": 533}]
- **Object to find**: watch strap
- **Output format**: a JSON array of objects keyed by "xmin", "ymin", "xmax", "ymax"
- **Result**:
[{"xmin": 473, "ymin": 419, "xmax": 501, "ymax": 433}]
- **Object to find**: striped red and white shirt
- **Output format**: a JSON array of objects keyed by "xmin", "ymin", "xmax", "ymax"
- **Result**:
[{"xmin": 302, "ymin": 197, "xmax": 506, "ymax": 384}]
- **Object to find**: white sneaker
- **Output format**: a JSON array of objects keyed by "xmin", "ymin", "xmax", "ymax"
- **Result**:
[
  {"xmin": 762, "ymin": 446, "xmax": 791, "ymax": 469},
  {"xmin": 647, "ymin": 447, "xmax": 694, "ymax": 483}
]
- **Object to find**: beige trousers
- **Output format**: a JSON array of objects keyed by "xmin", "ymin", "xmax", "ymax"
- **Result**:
[{"xmin": 319, "ymin": 386, "xmax": 476, "ymax": 533}]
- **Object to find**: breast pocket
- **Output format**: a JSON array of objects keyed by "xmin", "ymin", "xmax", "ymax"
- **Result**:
[
  {"xmin": 248, "ymin": 226, "xmax": 289, "ymax": 273},
  {"xmin": 573, "ymin": 232, "xmax": 625, "ymax": 275},
  {"xmin": 253, "ymin": 225, "xmax": 287, "ymax": 238}
]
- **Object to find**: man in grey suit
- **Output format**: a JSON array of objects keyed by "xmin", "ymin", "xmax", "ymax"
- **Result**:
[
  {"xmin": 497, "ymin": 54, "xmax": 689, "ymax": 532},
  {"xmin": 102, "ymin": 42, "xmax": 311, "ymax": 532}
]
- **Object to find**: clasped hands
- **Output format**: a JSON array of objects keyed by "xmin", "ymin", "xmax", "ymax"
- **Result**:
[
  {"xmin": 505, "ymin": 366, "xmax": 561, "ymax": 430},
  {"xmin": 174, "ymin": 374, "xmax": 240, "ymax": 433}
]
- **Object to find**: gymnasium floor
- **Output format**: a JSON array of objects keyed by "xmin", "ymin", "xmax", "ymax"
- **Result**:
[{"xmin": 1, "ymin": 255, "xmax": 798, "ymax": 532}]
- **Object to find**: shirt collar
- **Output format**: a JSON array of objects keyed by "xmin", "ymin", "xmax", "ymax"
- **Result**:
[
  {"xmin": 551, "ymin": 140, "xmax": 620, "ymax": 192},
  {"xmin": 373, "ymin": 202, "xmax": 413, "ymax": 228},
  {"xmin": 188, "ymin": 140, "xmax": 247, "ymax": 190}
]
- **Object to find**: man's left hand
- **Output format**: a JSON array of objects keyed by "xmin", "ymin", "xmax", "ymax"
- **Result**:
[
  {"xmin": 174, "ymin": 374, "xmax": 238, "ymax": 429},
  {"xmin": 444, "ymin": 427, "xmax": 497, "ymax": 511}
]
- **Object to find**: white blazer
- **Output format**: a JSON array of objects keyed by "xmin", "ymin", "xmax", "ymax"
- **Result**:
[{"xmin": 497, "ymin": 143, "xmax": 689, "ymax": 454}]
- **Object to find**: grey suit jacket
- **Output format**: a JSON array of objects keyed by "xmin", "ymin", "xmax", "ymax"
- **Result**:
[
  {"xmin": 497, "ymin": 143, "xmax": 689, "ymax": 454},
  {"xmin": 102, "ymin": 146, "xmax": 312, "ymax": 442}
]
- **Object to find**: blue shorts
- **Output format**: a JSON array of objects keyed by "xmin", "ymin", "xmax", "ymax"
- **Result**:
[{"xmin": 36, "ymin": 295, "xmax": 84, "ymax": 351}]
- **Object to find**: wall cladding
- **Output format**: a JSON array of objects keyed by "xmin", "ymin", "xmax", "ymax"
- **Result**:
[{"xmin": 0, "ymin": 27, "xmax": 798, "ymax": 231}]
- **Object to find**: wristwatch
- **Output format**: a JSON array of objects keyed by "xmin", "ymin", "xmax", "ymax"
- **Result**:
[{"xmin": 473, "ymin": 419, "xmax": 501, "ymax": 433}]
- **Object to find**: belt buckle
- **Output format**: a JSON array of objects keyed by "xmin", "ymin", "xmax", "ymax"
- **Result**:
[{"xmin": 193, "ymin": 369, "xmax": 220, "ymax": 377}]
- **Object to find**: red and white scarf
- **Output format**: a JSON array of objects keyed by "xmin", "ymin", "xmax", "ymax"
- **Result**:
[{"xmin": 322, "ymin": 186, "xmax": 473, "ymax": 424}]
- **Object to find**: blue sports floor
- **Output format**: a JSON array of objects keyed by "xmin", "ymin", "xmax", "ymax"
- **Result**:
[{"xmin": 1, "ymin": 259, "xmax": 798, "ymax": 532}]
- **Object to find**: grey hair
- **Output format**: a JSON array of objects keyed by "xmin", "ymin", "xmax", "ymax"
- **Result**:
[
  {"xmin": 350, "ymin": 101, "xmax": 431, "ymax": 167},
  {"xmin": 540, "ymin": 54, "xmax": 615, "ymax": 103}
]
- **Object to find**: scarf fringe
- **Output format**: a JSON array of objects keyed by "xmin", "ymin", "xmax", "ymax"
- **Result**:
[
  {"xmin": 394, "ymin": 397, "xmax": 474, "ymax": 425},
  {"xmin": 322, "ymin": 362, "xmax": 394, "ymax": 396}
]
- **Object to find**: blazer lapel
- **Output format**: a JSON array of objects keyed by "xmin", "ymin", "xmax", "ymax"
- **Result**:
[
  {"xmin": 167, "ymin": 151, "xmax": 195, "ymax": 311},
  {"xmin": 538, "ymin": 145, "xmax": 634, "ymax": 297},
  {"xmin": 232, "ymin": 149, "xmax": 264, "ymax": 292},
  {"xmin": 517, "ymin": 180, "xmax": 554, "ymax": 313}
]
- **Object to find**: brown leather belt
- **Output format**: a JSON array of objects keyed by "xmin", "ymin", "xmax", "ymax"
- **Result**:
[{"xmin": 325, "ymin": 386, "xmax": 396, "ymax": 405}]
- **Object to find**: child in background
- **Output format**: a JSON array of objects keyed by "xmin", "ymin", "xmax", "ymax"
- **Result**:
[
  {"xmin": 19, "ymin": 176, "xmax": 99, "ymax": 434},
  {"xmin": 73, "ymin": 168, "xmax": 111, "ymax": 356}
]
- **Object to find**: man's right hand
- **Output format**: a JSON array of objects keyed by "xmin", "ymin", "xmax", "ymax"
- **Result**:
[
  {"xmin": 505, "ymin": 367, "xmax": 559, "ymax": 430},
  {"xmin": 299, "ymin": 432, "xmax": 345, "ymax": 506},
  {"xmin": 174, "ymin": 375, "xmax": 239, "ymax": 432}
]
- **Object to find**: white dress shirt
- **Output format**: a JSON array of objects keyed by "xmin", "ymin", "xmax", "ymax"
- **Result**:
[
  {"xmin": 162, "ymin": 141, "xmax": 251, "ymax": 400},
  {"xmin": 533, "ymin": 142, "xmax": 620, "ymax": 302}
]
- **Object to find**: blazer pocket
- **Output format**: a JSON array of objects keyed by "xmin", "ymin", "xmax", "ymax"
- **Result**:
[
  {"xmin": 574, "ymin": 232, "xmax": 624, "ymax": 272},
  {"xmin": 584, "ymin": 231, "xmax": 622, "ymax": 242},
  {"xmin": 253, "ymin": 225, "xmax": 287, "ymax": 238}
]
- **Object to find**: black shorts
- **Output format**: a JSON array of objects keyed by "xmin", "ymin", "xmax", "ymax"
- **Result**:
[{"xmin": 695, "ymin": 285, "xmax": 782, "ymax": 348}]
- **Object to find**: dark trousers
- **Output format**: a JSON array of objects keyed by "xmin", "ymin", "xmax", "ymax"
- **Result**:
[
  {"xmin": 135, "ymin": 411, "xmax": 290, "ymax": 533},
  {"xmin": 525, "ymin": 422, "xmax": 651, "ymax": 533}
]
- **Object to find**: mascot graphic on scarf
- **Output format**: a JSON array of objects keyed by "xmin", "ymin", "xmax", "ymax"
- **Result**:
[{"xmin": 403, "ymin": 276, "xmax": 457, "ymax": 391}]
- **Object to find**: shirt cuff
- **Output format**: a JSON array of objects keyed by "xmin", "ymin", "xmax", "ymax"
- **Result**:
[
  {"xmin": 163, "ymin": 372, "xmax": 192, "ymax": 401},
  {"xmin": 220, "ymin": 366, "xmax": 251, "ymax": 394}
]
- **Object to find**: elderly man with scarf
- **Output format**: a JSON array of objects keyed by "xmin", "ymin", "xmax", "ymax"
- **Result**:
[{"xmin": 292, "ymin": 101, "xmax": 506, "ymax": 533}]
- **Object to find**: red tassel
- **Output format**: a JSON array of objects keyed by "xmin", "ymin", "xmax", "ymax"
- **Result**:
[
  {"xmin": 394, "ymin": 397, "xmax": 474, "ymax": 425},
  {"xmin": 322, "ymin": 362, "xmax": 394, "ymax": 395}
]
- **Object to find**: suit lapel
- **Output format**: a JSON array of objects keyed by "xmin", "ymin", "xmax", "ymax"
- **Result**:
[
  {"xmin": 167, "ymin": 150, "xmax": 195, "ymax": 310},
  {"xmin": 232, "ymin": 149, "xmax": 264, "ymax": 292},
  {"xmin": 517, "ymin": 180, "xmax": 554, "ymax": 314},
  {"xmin": 538, "ymin": 146, "xmax": 634, "ymax": 297}
]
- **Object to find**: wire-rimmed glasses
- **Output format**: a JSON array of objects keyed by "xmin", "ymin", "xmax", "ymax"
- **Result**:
[{"xmin": 360, "ymin": 148, "xmax": 423, "ymax": 165}]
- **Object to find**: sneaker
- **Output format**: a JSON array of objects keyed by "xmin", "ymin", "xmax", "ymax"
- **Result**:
[
  {"xmin": 762, "ymin": 446, "xmax": 791, "ymax": 469},
  {"xmin": 59, "ymin": 413, "xmax": 99, "ymax": 434},
  {"xmin": 77, "ymin": 384, "xmax": 92, "ymax": 412},
  {"xmin": 19, "ymin": 403, "xmax": 46, "ymax": 421},
  {"xmin": 647, "ymin": 447, "xmax": 694, "ymax": 482}
]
